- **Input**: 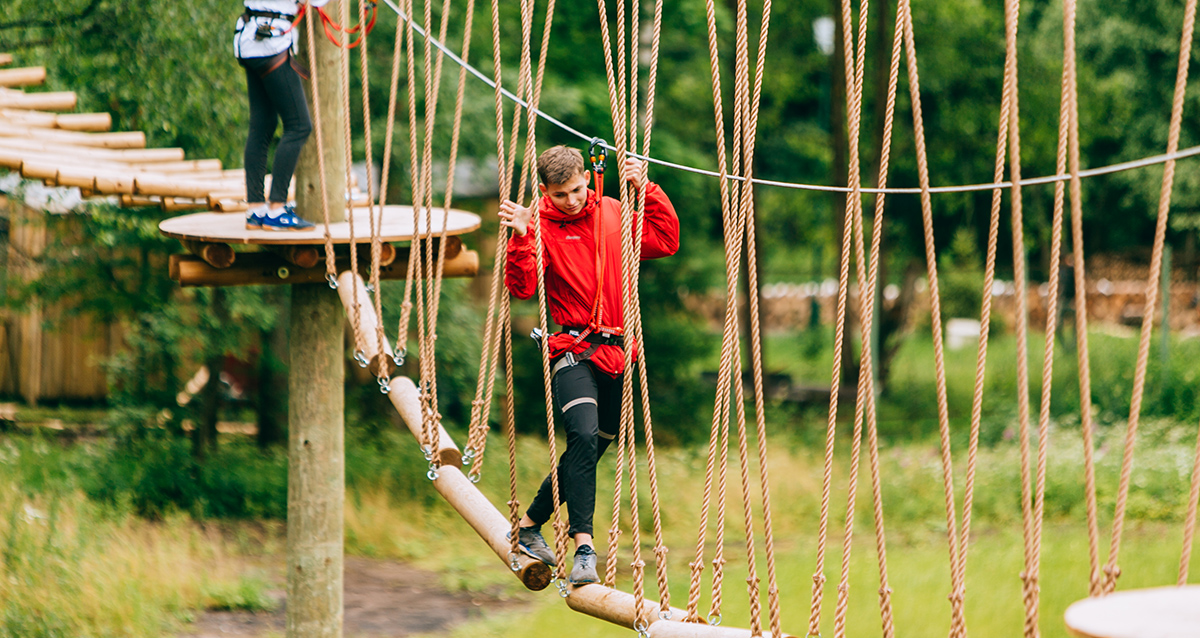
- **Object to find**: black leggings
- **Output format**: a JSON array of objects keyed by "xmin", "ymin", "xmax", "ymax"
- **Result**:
[
  {"xmin": 525, "ymin": 360, "xmax": 622, "ymax": 538},
  {"xmin": 241, "ymin": 54, "xmax": 312, "ymax": 204}
]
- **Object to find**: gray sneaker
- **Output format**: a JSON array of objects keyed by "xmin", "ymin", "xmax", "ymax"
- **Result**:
[
  {"xmin": 569, "ymin": 545, "xmax": 599, "ymax": 585},
  {"xmin": 509, "ymin": 526, "xmax": 556, "ymax": 565}
]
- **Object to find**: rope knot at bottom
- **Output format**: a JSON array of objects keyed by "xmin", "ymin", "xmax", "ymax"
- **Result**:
[{"xmin": 812, "ymin": 573, "xmax": 827, "ymax": 586}]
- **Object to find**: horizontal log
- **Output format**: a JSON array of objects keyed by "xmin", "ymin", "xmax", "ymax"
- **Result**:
[
  {"xmin": 133, "ymin": 173, "xmax": 223, "ymax": 199},
  {"xmin": 0, "ymin": 54, "xmax": 12, "ymax": 66},
  {"xmin": 0, "ymin": 91, "xmax": 74, "ymax": 111},
  {"xmin": 161, "ymin": 197, "xmax": 208, "ymax": 213},
  {"xmin": 170, "ymin": 248, "xmax": 478, "ymax": 287},
  {"xmin": 0, "ymin": 122, "xmax": 145, "ymax": 149},
  {"xmin": 565, "ymin": 586, "xmax": 691, "ymax": 633},
  {"xmin": 0, "ymin": 67, "xmax": 45, "ymax": 88},
  {"xmin": 268, "ymin": 244, "xmax": 321, "ymax": 269},
  {"xmin": 182, "ymin": 240, "xmax": 235, "ymax": 269},
  {"xmin": 0, "ymin": 136, "xmax": 183, "ymax": 163},
  {"xmin": 0, "ymin": 109, "xmax": 111, "ymax": 132}
]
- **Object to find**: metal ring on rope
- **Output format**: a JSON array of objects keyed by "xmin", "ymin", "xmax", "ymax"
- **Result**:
[
  {"xmin": 469, "ymin": 473, "xmax": 481, "ymax": 484},
  {"xmin": 354, "ymin": 351, "xmax": 370, "ymax": 368},
  {"xmin": 508, "ymin": 551, "xmax": 521, "ymax": 571},
  {"xmin": 707, "ymin": 613, "xmax": 722, "ymax": 626},
  {"xmin": 659, "ymin": 609, "xmax": 672, "ymax": 620},
  {"xmin": 555, "ymin": 579, "xmax": 571, "ymax": 598},
  {"xmin": 326, "ymin": 273, "xmax": 339, "ymax": 289},
  {"xmin": 426, "ymin": 465, "xmax": 440, "ymax": 481},
  {"xmin": 377, "ymin": 376, "xmax": 391, "ymax": 394},
  {"xmin": 393, "ymin": 345, "xmax": 407, "ymax": 366},
  {"xmin": 635, "ymin": 621, "xmax": 650, "ymax": 638}
]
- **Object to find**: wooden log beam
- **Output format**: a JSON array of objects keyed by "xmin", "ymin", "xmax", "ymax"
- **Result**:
[
  {"xmin": 0, "ymin": 67, "xmax": 45, "ymax": 88},
  {"xmin": 268, "ymin": 245, "xmax": 321, "ymax": 269},
  {"xmin": 133, "ymin": 173, "xmax": 227, "ymax": 199},
  {"xmin": 0, "ymin": 123, "xmax": 145, "ymax": 148},
  {"xmin": 0, "ymin": 137, "xmax": 183, "ymax": 162},
  {"xmin": 170, "ymin": 248, "xmax": 478, "ymax": 287},
  {"xmin": 181, "ymin": 240, "xmax": 235, "ymax": 269},
  {"xmin": 0, "ymin": 54, "xmax": 12, "ymax": 66},
  {"xmin": 0, "ymin": 91, "xmax": 75, "ymax": 111},
  {"xmin": 0, "ymin": 109, "xmax": 111, "ymax": 131}
]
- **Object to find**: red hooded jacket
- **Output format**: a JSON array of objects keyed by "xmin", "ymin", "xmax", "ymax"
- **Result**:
[{"xmin": 505, "ymin": 183, "xmax": 680, "ymax": 377}]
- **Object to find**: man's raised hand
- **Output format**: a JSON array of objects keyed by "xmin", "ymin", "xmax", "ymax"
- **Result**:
[
  {"xmin": 498, "ymin": 199, "xmax": 532, "ymax": 236},
  {"xmin": 622, "ymin": 157, "xmax": 648, "ymax": 189}
]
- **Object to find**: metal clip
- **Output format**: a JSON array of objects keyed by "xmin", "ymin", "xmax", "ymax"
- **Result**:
[
  {"xmin": 659, "ymin": 610, "xmax": 673, "ymax": 621},
  {"xmin": 508, "ymin": 552, "xmax": 521, "ymax": 571},
  {"xmin": 555, "ymin": 579, "xmax": 570, "ymax": 598},
  {"xmin": 378, "ymin": 377, "xmax": 391, "ymax": 394},
  {"xmin": 421, "ymin": 445, "xmax": 434, "ymax": 461},
  {"xmin": 635, "ymin": 621, "xmax": 649, "ymax": 638},
  {"xmin": 326, "ymin": 273, "xmax": 339, "ymax": 289},
  {"xmin": 426, "ymin": 466, "xmax": 439, "ymax": 481},
  {"xmin": 354, "ymin": 351, "xmax": 369, "ymax": 368},
  {"xmin": 365, "ymin": 282, "xmax": 375, "ymax": 294},
  {"xmin": 469, "ymin": 473, "xmax": 481, "ymax": 484},
  {"xmin": 392, "ymin": 346, "xmax": 407, "ymax": 366},
  {"xmin": 707, "ymin": 613, "xmax": 722, "ymax": 626},
  {"xmin": 462, "ymin": 447, "xmax": 476, "ymax": 462}
]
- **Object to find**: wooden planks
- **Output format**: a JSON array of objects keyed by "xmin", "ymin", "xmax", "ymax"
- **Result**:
[{"xmin": 0, "ymin": 90, "xmax": 76, "ymax": 111}]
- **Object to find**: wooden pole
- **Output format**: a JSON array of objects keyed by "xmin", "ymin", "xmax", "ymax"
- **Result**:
[
  {"xmin": 287, "ymin": 4, "xmax": 347, "ymax": 635},
  {"xmin": 0, "ymin": 67, "xmax": 45, "ymax": 88}
]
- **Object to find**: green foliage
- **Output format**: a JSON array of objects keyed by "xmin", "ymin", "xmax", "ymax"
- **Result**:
[
  {"xmin": 938, "ymin": 227, "xmax": 986, "ymax": 319},
  {"xmin": 200, "ymin": 574, "xmax": 277, "ymax": 613}
]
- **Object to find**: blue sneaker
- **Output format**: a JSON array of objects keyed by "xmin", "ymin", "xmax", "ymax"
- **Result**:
[
  {"xmin": 245, "ymin": 204, "xmax": 269, "ymax": 230},
  {"xmin": 259, "ymin": 205, "xmax": 315, "ymax": 231}
]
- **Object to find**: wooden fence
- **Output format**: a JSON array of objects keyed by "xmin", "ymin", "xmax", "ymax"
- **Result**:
[{"xmin": 1, "ymin": 194, "xmax": 116, "ymax": 404}]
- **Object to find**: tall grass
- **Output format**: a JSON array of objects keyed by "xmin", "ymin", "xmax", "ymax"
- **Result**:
[{"xmin": 0, "ymin": 436, "xmax": 273, "ymax": 637}]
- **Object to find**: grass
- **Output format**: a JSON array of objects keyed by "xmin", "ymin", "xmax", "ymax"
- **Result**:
[{"xmin": 3, "ymin": 325, "xmax": 1200, "ymax": 636}]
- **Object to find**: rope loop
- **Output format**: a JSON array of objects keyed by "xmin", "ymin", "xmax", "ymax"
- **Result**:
[
  {"xmin": 812, "ymin": 573, "xmax": 826, "ymax": 586},
  {"xmin": 326, "ymin": 273, "xmax": 339, "ymax": 289}
]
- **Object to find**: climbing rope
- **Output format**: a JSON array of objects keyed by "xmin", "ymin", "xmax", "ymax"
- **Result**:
[
  {"xmin": 303, "ymin": 3, "xmax": 339, "ymax": 286},
  {"xmin": 945, "ymin": 0, "xmax": 1018, "ymax": 631},
  {"xmin": 355, "ymin": 0, "xmax": 392, "ymax": 392},
  {"xmin": 1102, "ymin": 0, "xmax": 1198, "ymax": 597},
  {"xmin": 1182, "ymin": 421, "xmax": 1200, "ymax": 584},
  {"xmin": 842, "ymin": 1, "xmax": 905, "ymax": 637},
  {"xmin": 830, "ymin": 0, "xmax": 874, "ymax": 635}
]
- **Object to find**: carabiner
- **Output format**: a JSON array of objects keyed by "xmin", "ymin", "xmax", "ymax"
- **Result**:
[{"xmin": 588, "ymin": 137, "xmax": 608, "ymax": 174}]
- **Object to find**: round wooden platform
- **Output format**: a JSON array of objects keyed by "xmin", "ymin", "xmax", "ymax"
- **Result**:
[
  {"xmin": 1064, "ymin": 586, "xmax": 1200, "ymax": 638},
  {"xmin": 158, "ymin": 206, "xmax": 481, "ymax": 245}
]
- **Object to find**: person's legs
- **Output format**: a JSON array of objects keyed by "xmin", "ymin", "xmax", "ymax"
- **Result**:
[
  {"xmin": 523, "ymin": 362, "xmax": 607, "ymax": 542},
  {"xmin": 259, "ymin": 57, "xmax": 312, "ymax": 206},
  {"xmin": 242, "ymin": 63, "xmax": 278, "ymax": 207}
]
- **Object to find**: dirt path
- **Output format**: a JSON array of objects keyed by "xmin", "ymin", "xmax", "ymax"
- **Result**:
[{"xmin": 179, "ymin": 556, "xmax": 531, "ymax": 637}]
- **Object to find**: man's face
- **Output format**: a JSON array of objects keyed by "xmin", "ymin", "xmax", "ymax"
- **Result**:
[{"xmin": 539, "ymin": 171, "xmax": 590, "ymax": 216}]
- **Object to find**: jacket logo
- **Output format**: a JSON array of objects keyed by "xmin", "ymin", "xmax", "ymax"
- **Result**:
[{"xmin": 565, "ymin": 235, "xmax": 582, "ymax": 240}]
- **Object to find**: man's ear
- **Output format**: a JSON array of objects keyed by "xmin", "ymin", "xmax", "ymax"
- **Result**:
[
  {"xmin": 586, "ymin": 171, "xmax": 593, "ymax": 185},
  {"xmin": 538, "ymin": 183, "xmax": 547, "ymax": 195}
]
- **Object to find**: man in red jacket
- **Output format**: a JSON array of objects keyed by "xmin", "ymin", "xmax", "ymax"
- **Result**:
[{"xmin": 498, "ymin": 145, "xmax": 679, "ymax": 585}]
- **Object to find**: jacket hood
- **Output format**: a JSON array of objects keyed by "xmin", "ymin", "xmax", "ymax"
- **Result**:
[{"xmin": 538, "ymin": 188, "xmax": 600, "ymax": 224}]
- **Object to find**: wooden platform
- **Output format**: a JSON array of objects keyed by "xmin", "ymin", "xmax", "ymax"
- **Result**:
[
  {"xmin": 158, "ymin": 206, "xmax": 481, "ymax": 245},
  {"xmin": 1064, "ymin": 586, "xmax": 1200, "ymax": 638}
]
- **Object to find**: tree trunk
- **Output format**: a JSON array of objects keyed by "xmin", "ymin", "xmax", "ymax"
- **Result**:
[
  {"xmin": 256, "ymin": 287, "xmax": 289, "ymax": 448},
  {"xmin": 287, "ymin": 5, "xmax": 347, "ymax": 635},
  {"xmin": 194, "ymin": 287, "xmax": 226, "ymax": 459}
]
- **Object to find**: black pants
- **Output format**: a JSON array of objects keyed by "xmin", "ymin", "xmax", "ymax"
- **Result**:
[
  {"xmin": 241, "ymin": 54, "xmax": 312, "ymax": 204},
  {"xmin": 525, "ymin": 360, "xmax": 622, "ymax": 537}
]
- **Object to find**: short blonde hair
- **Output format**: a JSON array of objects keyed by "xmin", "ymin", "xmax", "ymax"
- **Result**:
[{"xmin": 537, "ymin": 145, "xmax": 586, "ymax": 186}]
